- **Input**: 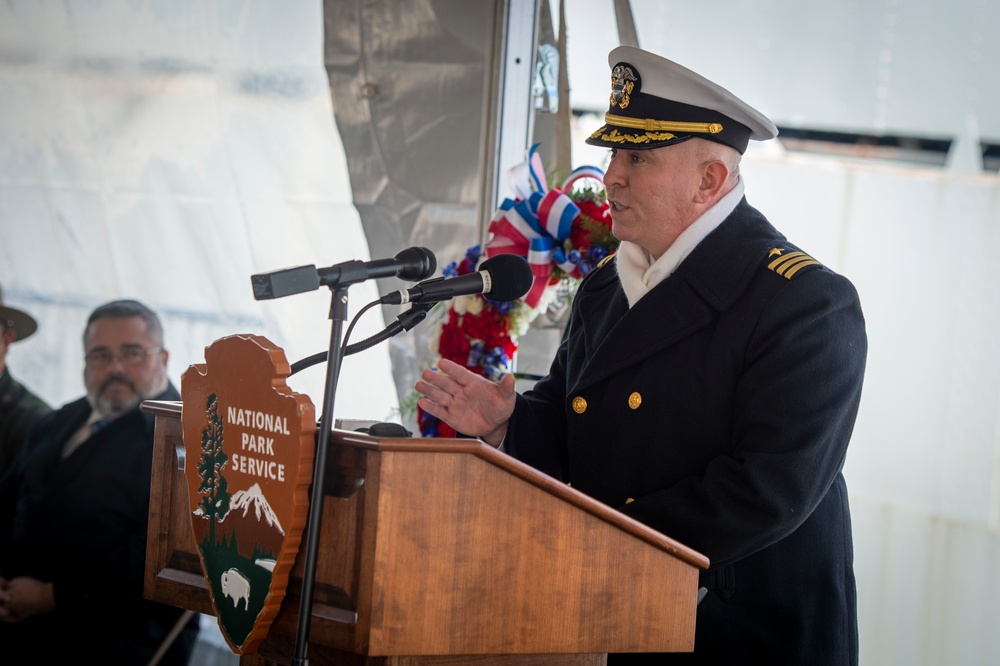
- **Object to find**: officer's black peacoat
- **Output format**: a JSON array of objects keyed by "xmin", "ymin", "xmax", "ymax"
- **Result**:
[{"xmin": 506, "ymin": 198, "xmax": 867, "ymax": 665}]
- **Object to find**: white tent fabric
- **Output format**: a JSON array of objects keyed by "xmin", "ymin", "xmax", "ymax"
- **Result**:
[
  {"xmin": 0, "ymin": 1, "xmax": 400, "ymax": 424},
  {"xmin": 569, "ymin": 0, "xmax": 1000, "ymax": 153}
]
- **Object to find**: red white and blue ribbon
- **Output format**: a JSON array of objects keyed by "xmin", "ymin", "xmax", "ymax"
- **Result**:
[{"xmin": 484, "ymin": 143, "xmax": 605, "ymax": 308}]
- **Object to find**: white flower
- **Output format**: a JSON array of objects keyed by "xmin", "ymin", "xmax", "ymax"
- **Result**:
[
  {"xmin": 465, "ymin": 296, "xmax": 484, "ymax": 316},
  {"xmin": 452, "ymin": 294, "xmax": 484, "ymax": 316},
  {"xmin": 428, "ymin": 323, "xmax": 442, "ymax": 356}
]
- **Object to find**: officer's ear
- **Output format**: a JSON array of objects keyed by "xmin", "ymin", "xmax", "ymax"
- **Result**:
[{"xmin": 695, "ymin": 159, "xmax": 730, "ymax": 204}]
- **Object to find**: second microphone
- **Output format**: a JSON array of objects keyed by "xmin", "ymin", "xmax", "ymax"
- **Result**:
[{"xmin": 380, "ymin": 254, "xmax": 533, "ymax": 306}]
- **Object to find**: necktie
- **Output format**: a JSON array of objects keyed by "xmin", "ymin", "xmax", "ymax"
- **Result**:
[{"xmin": 63, "ymin": 417, "xmax": 109, "ymax": 459}]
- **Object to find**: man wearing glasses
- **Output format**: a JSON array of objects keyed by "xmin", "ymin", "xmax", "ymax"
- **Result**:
[{"xmin": 0, "ymin": 299, "xmax": 199, "ymax": 664}]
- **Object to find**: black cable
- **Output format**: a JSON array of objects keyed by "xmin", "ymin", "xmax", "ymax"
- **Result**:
[
  {"xmin": 288, "ymin": 299, "xmax": 378, "ymax": 377},
  {"xmin": 340, "ymin": 299, "xmax": 379, "ymax": 359},
  {"xmin": 289, "ymin": 351, "xmax": 327, "ymax": 376},
  {"xmin": 288, "ymin": 300, "xmax": 433, "ymax": 376}
]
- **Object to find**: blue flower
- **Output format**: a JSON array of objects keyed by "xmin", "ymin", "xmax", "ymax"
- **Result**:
[
  {"xmin": 481, "ymin": 347, "xmax": 511, "ymax": 380},
  {"xmin": 467, "ymin": 341, "xmax": 511, "ymax": 380},
  {"xmin": 420, "ymin": 414, "xmax": 440, "ymax": 438}
]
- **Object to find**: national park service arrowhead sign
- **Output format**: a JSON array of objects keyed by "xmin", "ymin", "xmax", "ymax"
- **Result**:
[{"xmin": 181, "ymin": 334, "xmax": 316, "ymax": 654}]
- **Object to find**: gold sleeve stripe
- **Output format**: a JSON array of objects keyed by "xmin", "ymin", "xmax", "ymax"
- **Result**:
[
  {"xmin": 784, "ymin": 259, "xmax": 822, "ymax": 278},
  {"xmin": 604, "ymin": 112, "xmax": 723, "ymax": 135},
  {"xmin": 768, "ymin": 251, "xmax": 822, "ymax": 279}
]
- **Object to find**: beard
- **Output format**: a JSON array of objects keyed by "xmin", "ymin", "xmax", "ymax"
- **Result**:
[{"xmin": 90, "ymin": 373, "xmax": 147, "ymax": 419}]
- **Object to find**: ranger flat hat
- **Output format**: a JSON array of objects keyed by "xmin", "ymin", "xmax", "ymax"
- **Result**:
[
  {"xmin": 0, "ymin": 284, "xmax": 38, "ymax": 341},
  {"xmin": 586, "ymin": 46, "xmax": 778, "ymax": 154}
]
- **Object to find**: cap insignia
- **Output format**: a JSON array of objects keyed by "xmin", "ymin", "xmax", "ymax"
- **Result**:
[
  {"xmin": 610, "ymin": 64, "xmax": 638, "ymax": 110},
  {"xmin": 766, "ymin": 248, "xmax": 822, "ymax": 279}
]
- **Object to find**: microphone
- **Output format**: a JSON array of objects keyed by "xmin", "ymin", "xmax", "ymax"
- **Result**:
[
  {"xmin": 318, "ymin": 246, "xmax": 436, "ymax": 287},
  {"xmin": 380, "ymin": 253, "xmax": 532, "ymax": 305},
  {"xmin": 251, "ymin": 246, "xmax": 436, "ymax": 300}
]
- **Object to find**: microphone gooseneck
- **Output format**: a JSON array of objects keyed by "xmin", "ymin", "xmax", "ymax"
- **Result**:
[{"xmin": 289, "ymin": 301, "xmax": 435, "ymax": 375}]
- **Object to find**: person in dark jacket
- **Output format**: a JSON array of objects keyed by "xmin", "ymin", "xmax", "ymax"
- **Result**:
[
  {"xmin": 0, "ymin": 299, "xmax": 199, "ymax": 665},
  {"xmin": 0, "ymin": 285, "xmax": 51, "ymax": 478},
  {"xmin": 415, "ymin": 46, "xmax": 867, "ymax": 664}
]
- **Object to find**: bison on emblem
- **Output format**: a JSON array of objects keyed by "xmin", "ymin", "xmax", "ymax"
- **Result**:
[{"xmin": 221, "ymin": 568, "xmax": 251, "ymax": 610}]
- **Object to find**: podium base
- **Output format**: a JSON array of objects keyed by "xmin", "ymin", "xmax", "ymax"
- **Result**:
[{"xmin": 242, "ymin": 635, "xmax": 607, "ymax": 666}]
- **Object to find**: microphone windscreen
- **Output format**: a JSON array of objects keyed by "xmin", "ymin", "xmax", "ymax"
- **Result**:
[
  {"xmin": 481, "ymin": 254, "xmax": 533, "ymax": 302},
  {"xmin": 394, "ymin": 246, "xmax": 437, "ymax": 281}
]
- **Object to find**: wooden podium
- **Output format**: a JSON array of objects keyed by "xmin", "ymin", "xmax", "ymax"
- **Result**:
[{"xmin": 142, "ymin": 400, "xmax": 709, "ymax": 665}]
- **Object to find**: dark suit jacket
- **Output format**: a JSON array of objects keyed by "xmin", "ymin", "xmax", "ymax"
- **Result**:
[
  {"xmin": 506, "ymin": 199, "xmax": 867, "ymax": 665},
  {"xmin": 0, "ymin": 382, "xmax": 199, "ymax": 665},
  {"xmin": 0, "ymin": 367, "xmax": 51, "ymax": 479}
]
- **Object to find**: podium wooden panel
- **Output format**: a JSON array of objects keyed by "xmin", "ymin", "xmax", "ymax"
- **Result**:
[{"xmin": 142, "ymin": 401, "xmax": 708, "ymax": 665}]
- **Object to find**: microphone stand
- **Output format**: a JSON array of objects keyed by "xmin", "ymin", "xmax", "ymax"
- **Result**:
[
  {"xmin": 292, "ymin": 283, "xmax": 349, "ymax": 666},
  {"xmin": 248, "ymin": 252, "xmax": 438, "ymax": 664}
]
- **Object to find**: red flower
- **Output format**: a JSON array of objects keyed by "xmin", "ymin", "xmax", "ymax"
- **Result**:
[
  {"xmin": 576, "ymin": 198, "xmax": 610, "ymax": 227},
  {"xmin": 439, "ymin": 318, "xmax": 472, "ymax": 364},
  {"xmin": 457, "ymin": 257, "xmax": 477, "ymax": 275}
]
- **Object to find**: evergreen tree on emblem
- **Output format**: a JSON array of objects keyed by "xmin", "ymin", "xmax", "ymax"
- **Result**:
[{"xmin": 197, "ymin": 393, "xmax": 232, "ymax": 543}]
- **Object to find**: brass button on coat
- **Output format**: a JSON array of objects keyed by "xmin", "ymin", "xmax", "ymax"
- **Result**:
[
  {"xmin": 628, "ymin": 392, "xmax": 642, "ymax": 410},
  {"xmin": 572, "ymin": 396, "xmax": 587, "ymax": 414}
]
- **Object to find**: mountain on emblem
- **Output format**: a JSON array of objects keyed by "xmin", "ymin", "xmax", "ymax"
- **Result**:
[
  {"xmin": 230, "ymin": 483, "xmax": 284, "ymax": 532},
  {"xmin": 219, "ymin": 482, "xmax": 285, "ymax": 559}
]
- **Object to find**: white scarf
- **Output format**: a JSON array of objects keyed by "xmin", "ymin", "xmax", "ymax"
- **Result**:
[{"xmin": 616, "ymin": 177, "xmax": 745, "ymax": 308}]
